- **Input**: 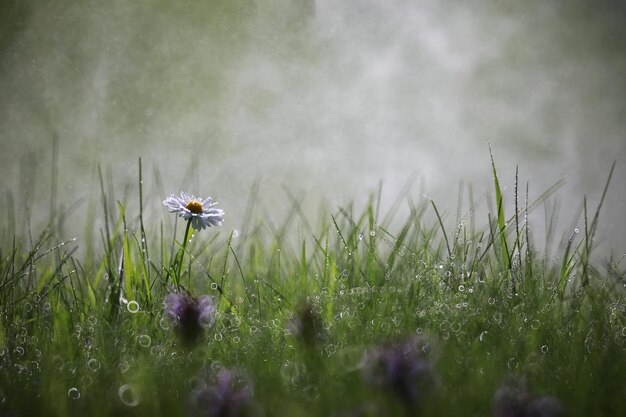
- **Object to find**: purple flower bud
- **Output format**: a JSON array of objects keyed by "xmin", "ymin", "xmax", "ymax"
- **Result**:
[
  {"xmin": 361, "ymin": 337, "xmax": 436, "ymax": 405},
  {"xmin": 492, "ymin": 377, "xmax": 566, "ymax": 417},
  {"xmin": 189, "ymin": 368, "xmax": 262, "ymax": 417},
  {"xmin": 165, "ymin": 292, "xmax": 216, "ymax": 347},
  {"xmin": 492, "ymin": 378, "xmax": 531, "ymax": 417},
  {"xmin": 287, "ymin": 303, "xmax": 325, "ymax": 346},
  {"xmin": 524, "ymin": 396, "xmax": 566, "ymax": 417}
]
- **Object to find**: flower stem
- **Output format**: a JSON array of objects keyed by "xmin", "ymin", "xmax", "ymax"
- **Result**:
[{"xmin": 175, "ymin": 219, "xmax": 193, "ymax": 290}]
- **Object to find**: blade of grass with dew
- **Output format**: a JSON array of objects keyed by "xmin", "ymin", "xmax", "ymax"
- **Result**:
[
  {"xmin": 582, "ymin": 161, "xmax": 616, "ymax": 286},
  {"xmin": 119, "ymin": 202, "xmax": 135, "ymax": 304},
  {"xmin": 431, "ymin": 200, "xmax": 451, "ymax": 259},
  {"xmin": 489, "ymin": 145, "xmax": 511, "ymax": 271}
]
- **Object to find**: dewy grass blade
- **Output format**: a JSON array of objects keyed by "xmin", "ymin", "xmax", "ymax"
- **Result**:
[
  {"xmin": 489, "ymin": 145, "xmax": 511, "ymax": 271},
  {"xmin": 430, "ymin": 200, "xmax": 451, "ymax": 259}
]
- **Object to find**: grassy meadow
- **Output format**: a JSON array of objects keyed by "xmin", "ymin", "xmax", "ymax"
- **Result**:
[{"xmin": 0, "ymin": 155, "xmax": 624, "ymax": 417}]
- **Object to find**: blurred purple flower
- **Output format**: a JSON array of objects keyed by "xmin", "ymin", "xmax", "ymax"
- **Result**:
[
  {"xmin": 524, "ymin": 396, "xmax": 566, "ymax": 417},
  {"xmin": 492, "ymin": 377, "xmax": 566, "ymax": 417},
  {"xmin": 360, "ymin": 337, "xmax": 436, "ymax": 405},
  {"xmin": 163, "ymin": 192, "xmax": 224, "ymax": 231},
  {"xmin": 189, "ymin": 368, "xmax": 262, "ymax": 417},
  {"xmin": 287, "ymin": 303, "xmax": 325, "ymax": 347},
  {"xmin": 492, "ymin": 377, "xmax": 531, "ymax": 417},
  {"xmin": 165, "ymin": 292, "xmax": 216, "ymax": 347}
]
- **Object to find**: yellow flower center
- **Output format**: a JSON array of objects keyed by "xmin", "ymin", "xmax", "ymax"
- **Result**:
[{"xmin": 185, "ymin": 200, "xmax": 204, "ymax": 214}]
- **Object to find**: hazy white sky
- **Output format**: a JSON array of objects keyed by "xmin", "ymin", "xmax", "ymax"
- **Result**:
[{"xmin": 1, "ymin": 0, "xmax": 625, "ymax": 253}]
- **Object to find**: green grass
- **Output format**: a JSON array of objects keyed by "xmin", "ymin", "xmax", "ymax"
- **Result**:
[{"xmin": 0, "ymin": 157, "xmax": 624, "ymax": 417}]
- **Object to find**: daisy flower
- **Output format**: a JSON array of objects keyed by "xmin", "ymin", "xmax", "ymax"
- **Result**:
[{"xmin": 163, "ymin": 192, "xmax": 225, "ymax": 231}]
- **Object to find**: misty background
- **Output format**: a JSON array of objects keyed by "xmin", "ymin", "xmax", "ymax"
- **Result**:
[{"xmin": 1, "ymin": 0, "xmax": 625, "ymax": 255}]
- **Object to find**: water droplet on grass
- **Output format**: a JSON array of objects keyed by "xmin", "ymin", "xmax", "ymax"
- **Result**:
[
  {"xmin": 493, "ymin": 312, "xmax": 502, "ymax": 324},
  {"xmin": 303, "ymin": 385, "xmax": 319, "ymax": 401},
  {"xmin": 127, "ymin": 301, "xmax": 140, "ymax": 313},
  {"xmin": 119, "ymin": 361, "xmax": 130, "ymax": 374},
  {"xmin": 52, "ymin": 355, "xmax": 64, "ymax": 370},
  {"xmin": 137, "ymin": 335, "xmax": 151, "ymax": 348},
  {"xmin": 118, "ymin": 384, "xmax": 140, "ymax": 407},
  {"xmin": 81, "ymin": 375, "xmax": 93, "ymax": 387},
  {"xmin": 87, "ymin": 358, "xmax": 100, "ymax": 372},
  {"xmin": 541, "ymin": 345, "xmax": 549, "ymax": 354},
  {"xmin": 67, "ymin": 387, "xmax": 80, "ymax": 399}
]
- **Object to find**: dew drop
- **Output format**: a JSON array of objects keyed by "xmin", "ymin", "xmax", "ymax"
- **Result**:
[
  {"xmin": 118, "ymin": 384, "xmax": 140, "ymax": 407},
  {"xmin": 136, "ymin": 335, "xmax": 151, "ymax": 348},
  {"xmin": 81, "ymin": 375, "xmax": 93, "ymax": 387},
  {"xmin": 493, "ymin": 312, "xmax": 502, "ymax": 324},
  {"xmin": 541, "ymin": 345, "xmax": 549, "ymax": 354},
  {"xmin": 303, "ymin": 385, "xmax": 320, "ymax": 401},
  {"xmin": 127, "ymin": 301, "xmax": 140, "ymax": 313},
  {"xmin": 119, "ymin": 360, "xmax": 130, "ymax": 374},
  {"xmin": 67, "ymin": 387, "xmax": 80, "ymax": 399},
  {"xmin": 369, "ymin": 231, "xmax": 376, "ymax": 237},
  {"xmin": 87, "ymin": 358, "xmax": 100, "ymax": 372},
  {"xmin": 52, "ymin": 355, "xmax": 64, "ymax": 370},
  {"xmin": 507, "ymin": 357, "xmax": 519, "ymax": 369}
]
